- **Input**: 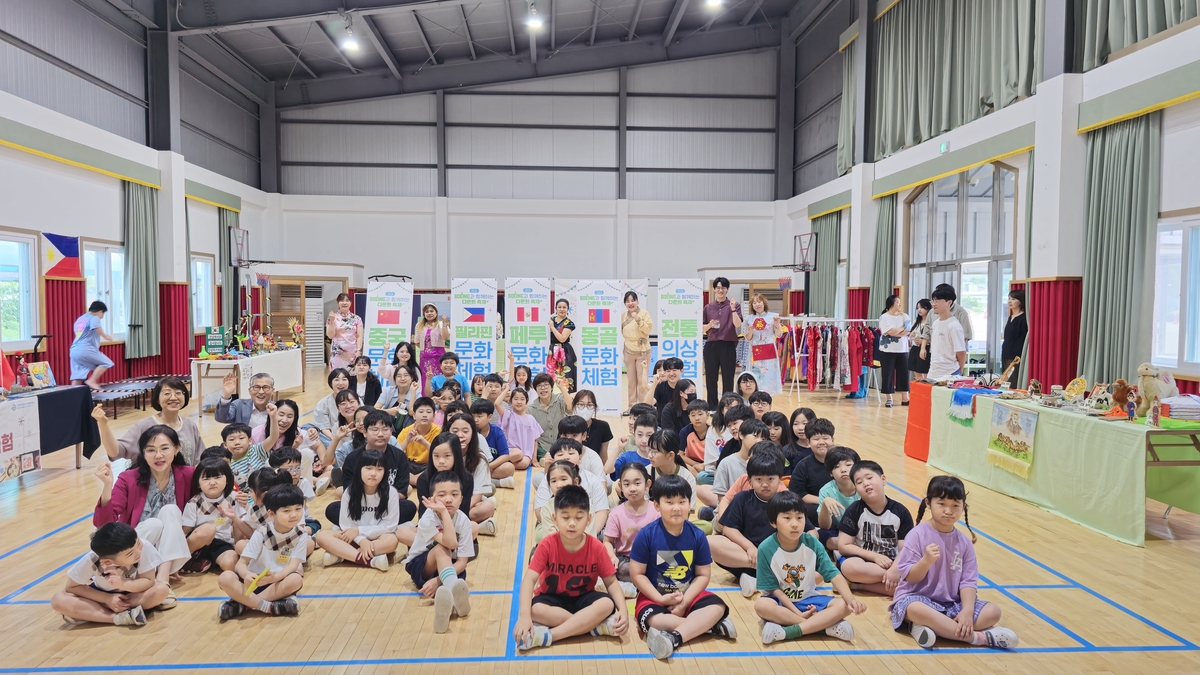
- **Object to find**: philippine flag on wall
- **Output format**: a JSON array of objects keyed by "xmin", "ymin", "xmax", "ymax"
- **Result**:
[
  {"xmin": 41, "ymin": 233, "xmax": 81, "ymax": 278},
  {"xmin": 463, "ymin": 307, "xmax": 486, "ymax": 323},
  {"xmin": 517, "ymin": 306, "xmax": 539, "ymax": 322},
  {"xmin": 588, "ymin": 309, "xmax": 610, "ymax": 323}
]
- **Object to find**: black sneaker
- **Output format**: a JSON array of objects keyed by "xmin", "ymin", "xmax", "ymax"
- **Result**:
[
  {"xmin": 273, "ymin": 597, "xmax": 300, "ymax": 616},
  {"xmin": 218, "ymin": 601, "xmax": 246, "ymax": 622},
  {"xmin": 181, "ymin": 553, "xmax": 210, "ymax": 574},
  {"xmin": 710, "ymin": 617, "xmax": 737, "ymax": 640}
]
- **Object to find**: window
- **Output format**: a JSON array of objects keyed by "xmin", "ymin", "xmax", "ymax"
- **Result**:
[
  {"xmin": 83, "ymin": 244, "xmax": 126, "ymax": 338},
  {"xmin": 192, "ymin": 256, "xmax": 215, "ymax": 329},
  {"xmin": 0, "ymin": 232, "xmax": 37, "ymax": 348},
  {"xmin": 1152, "ymin": 221, "xmax": 1200, "ymax": 375}
]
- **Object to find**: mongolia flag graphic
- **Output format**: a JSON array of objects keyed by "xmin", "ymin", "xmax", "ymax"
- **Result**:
[
  {"xmin": 41, "ymin": 233, "xmax": 81, "ymax": 278},
  {"xmin": 376, "ymin": 309, "xmax": 401, "ymax": 325},
  {"xmin": 517, "ymin": 306, "xmax": 539, "ymax": 323},
  {"xmin": 463, "ymin": 307, "xmax": 486, "ymax": 323},
  {"xmin": 588, "ymin": 309, "xmax": 610, "ymax": 323}
]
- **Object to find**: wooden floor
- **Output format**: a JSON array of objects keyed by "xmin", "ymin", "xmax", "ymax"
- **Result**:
[{"xmin": 3, "ymin": 367, "xmax": 1200, "ymax": 674}]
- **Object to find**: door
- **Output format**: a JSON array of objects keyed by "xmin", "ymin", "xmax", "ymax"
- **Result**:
[{"xmin": 269, "ymin": 281, "xmax": 305, "ymax": 340}]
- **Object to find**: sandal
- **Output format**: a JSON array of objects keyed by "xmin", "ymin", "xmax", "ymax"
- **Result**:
[
  {"xmin": 885, "ymin": 400, "xmax": 894, "ymax": 408},
  {"xmin": 902, "ymin": 401, "xmax": 910, "ymax": 406}
]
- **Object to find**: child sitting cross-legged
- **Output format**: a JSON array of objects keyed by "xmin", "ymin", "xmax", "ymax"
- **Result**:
[
  {"xmin": 180, "ymin": 458, "xmax": 252, "ymax": 574},
  {"xmin": 217, "ymin": 484, "xmax": 309, "ymax": 621},
  {"xmin": 647, "ymin": 429, "xmax": 696, "ymax": 512},
  {"xmin": 52, "ymin": 522, "xmax": 171, "ymax": 627},
  {"xmin": 602, "ymin": 463, "xmax": 658, "ymax": 598},
  {"xmin": 816, "ymin": 447, "xmax": 862, "ymax": 550},
  {"xmin": 534, "ymin": 439, "xmax": 611, "ymax": 534},
  {"xmin": 708, "ymin": 446, "xmax": 789, "ymax": 597},
  {"xmin": 535, "ymin": 461, "xmax": 581, "ymax": 545},
  {"xmin": 234, "ymin": 467, "xmax": 293, "ymax": 556},
  {"xmin": 514, "ymin": 485, "xmax": 630, "ymax": 650},
  {"xmin": 317, "ymin": 450, "xmax": 403, "ymax": 571},
  {"xmin": 836, "ymin": 460, "xmax": 914, "ymax": 595},
  {"xmin": 755, "ymin": 491, "xmax": 865, "ymax": 644},
  {"xmin": 629, "ymin": 474, "xmax": 737, "ymax": 660},
  {"xmin": 403, "ymin": 470, "xmax": 474, "ymax": 634}
]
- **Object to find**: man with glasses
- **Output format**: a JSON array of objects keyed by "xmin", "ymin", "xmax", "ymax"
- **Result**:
[
  {"xmin": 217, "ymin": 372, "xmax": 277, "ymax": 427},
  {"xmin": 702, "ymin": 277, "xmax": 743, "ymax": 405}
]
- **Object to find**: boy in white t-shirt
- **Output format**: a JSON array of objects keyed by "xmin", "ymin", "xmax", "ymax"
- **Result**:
[
  {"xmin": 217, "ymin": 484, "xmax": 310, "ymax": 621},
  {"xmin": 927, "ymin": 288, "xmax": 966, "ymax": 382},
  {"xmin": 534, "ymin": 439, "xmax": 611, "ymax": 534},
  {"xmin": 52, "ymin": 522, "xmax": 170, "ymax": 626},
  {"xmin": 404, "ymin": 471, "xmax": 475, "ymax": 634}
]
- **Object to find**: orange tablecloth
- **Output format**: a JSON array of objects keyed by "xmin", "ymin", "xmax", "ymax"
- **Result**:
[{"xmin": 904, "ymin": 381, "xmax": 932, "ymax": 461}]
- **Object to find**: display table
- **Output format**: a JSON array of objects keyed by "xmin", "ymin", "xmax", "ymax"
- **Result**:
[
  {"xmin": 8, "ymin": 385, "xmax": 101, "ymax": 467},
  {"xmin": 904, "ymin": 381, "xmax": 933, "ymax": 461},
  {"xmin": 927, "ymin": 386, "xmax": 1200, "ymax": 546},
  {"xmin": 191, "ymin": 349, "xmax": 305, "ymax": 417}
]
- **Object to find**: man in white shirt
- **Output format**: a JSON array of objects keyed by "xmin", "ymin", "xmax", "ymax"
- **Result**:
[
  {"xmin": 932, "ymin": 283, "xmax": 973, "ymax": 344},
  {"xmin": 928, "ymin": 288, "xmax": 966, "ymax": 382}
]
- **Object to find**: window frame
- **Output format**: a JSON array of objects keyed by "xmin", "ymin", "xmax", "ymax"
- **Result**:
[
  {"xmin": 191, "ymin": 254, "xmax": 217, "ymax": 332},
  {"xmin": 1152, "ymin": 218, "xmax": 1199, "ymax": 377},
  {"xmin": 82, "ymin": 241, "xmax": 126, "ymax": 340},
  {"xmin": 0, "ymin": 229, "xmax": 40, "ymax": 352}
]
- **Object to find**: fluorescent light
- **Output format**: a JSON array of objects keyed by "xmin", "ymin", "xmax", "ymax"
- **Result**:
[
  {"xmin": 526, "ymin": 5, "xmax": 543, "ymax": 28},
  {"xmin": 706, "ymin": 0, "xmax": 723, "ymax": 6},
  {"xmin": 342, "ymin": 26, "xmax": 359, "ymax": 51}
]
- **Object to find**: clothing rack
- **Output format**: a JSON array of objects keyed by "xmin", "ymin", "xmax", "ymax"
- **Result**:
[{"xmin": 782, "ymin": 316, "xmax": 879, "ymax": 396}]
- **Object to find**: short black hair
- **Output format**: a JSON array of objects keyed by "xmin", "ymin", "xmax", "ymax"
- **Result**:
[
  {"xmin": 430, "ymin": 470, "xmax": 462, "ymax": 490},
  {"xmin": 443, "ymin": 400, "xmax": 471, "ymax": 418},
  {"xmin": 532, "ymin": 373, "xmax": 555, "ymax": 390},
  {"xmin": 269, "ymin": 446, "xmax": 303, "ymax": 467},
  {"xmin": 824, "ymin": 446, "xmax": 861, "ymax": 473},
  {"xmin": 649, "ymin": 429, "xmax": 680, "ymax": 456},
  {"xmin": 711, "ymin": 277, "xmax": 730, "ymax": 289},
  {"xmin": 747, "ymin": 446, "xmax": 785, "ymax": 477},
  {"xmin": 221, "ymin": 423, "xmax": 253, "ymax": 441},
  {"xmin": 263, "ymin": 483, "xmax": 305, "ymax": 511},
  {"xmin": 767, "ymin": 490, "xmax": 806, "ymax": 523},
  {"xmin": 327, "ymin": 368, "xmax": 351, "ymax": 388},
  {"xmin": 150, "ymin": 376, "xmax": 191, "ymax": 412},
  {"xmin": 932, "ymin": 284, "xmax": 957, "ymax": 302},
  {"xmin": 722, "ymin": 405, "xmax": 754, "ymax": 424},
  {"xmin": 88, "ymin": 300, "xmax": 108, "ymax": 313},
  {"xmin": 761, "ymin": 411, "xmax": 792, "ymax": 445},
  {"xmin": 629, "ymin": 402, "xmax": 657, "ymax": 419},
  {"xmin": 661, "ymin": 357, "xmax": 684, "ymax": 372},
  {"xmin": 623, "ymin": 290, "xmax": 639, "ymax": 303},
  {"xmin": 412, "ymin": 396, "xmax": 436, "ymax": 413},
  {"xmin": 649, "ymin": 473, "xmax": 693, "ymax": 502},
  {"xmin": 192, "ymin": 457, "xmax": 235, "ymax": 497},
  {"xmin": 748, "ymin": 391, "xmax": 773, "ymax": 405},
  {"xmin": 483, "ymin": 373, "xmax": 505, "ymax": 386},
  {"xmin": 686, "ymin": 399, "xmax": 711, "ymax": 414},
  {"xmin": 557, "ymin": 415, "xmax": 588, "ymax": 437},
  {"xmin": 200, "ymin": 445, "xmax": 232, "ymax": 461},
  {"xmin": 363, "ymin": 409, "xmax": 394, "ymax": 431},
  {"xmin": 550, "ymin": 437, "xmax": 583, "ymax": 458},
  {"xmin": 249, "ymin": 466, "xmax": 292, "ymax": 495},
  {"xmin": 440, "ymin": 352, "xmax": 459, "ymax": 364},
  {"xmin": 633, "ymin": 413, "xmax": 658, "ymax": 432},
  {"xmin": 850, "ymin": 460, "xmax": 885, "ymax": 481},
  {"xmin": 471, "ymin": 398, "xmax": 496, "ymax": 416},
  {"xmin": 90, "ymin": 521, "xmax": 138, "ymax": 557},
  {"xmin": 739, "ymin": 418, "xmax": 769, "ymax": 440},
  {"xmin": 805, "ymin": 418, "xmax": 835, "ymax": 439},
  {"xmin": 553, "ymin": 484, "xmax": 591, "ymax": 513}
]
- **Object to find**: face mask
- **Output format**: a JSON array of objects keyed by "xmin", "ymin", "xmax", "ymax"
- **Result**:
[
  {"xmin": 686, "ymin": 393, "xmax": 698, "ymax": 402},
  {"xmin": 577, "ymin": 407, "xmax": 595, "ymax": 421}
]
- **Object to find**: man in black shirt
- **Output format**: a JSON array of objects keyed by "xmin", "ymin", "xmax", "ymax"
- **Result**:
[
  {"xmin": 643, "ymin": 357, "xmax": 684, "ymax": 415},
  {"xmin": 327, "ymin": 410, "xmax": 417, "ymax": 527}
]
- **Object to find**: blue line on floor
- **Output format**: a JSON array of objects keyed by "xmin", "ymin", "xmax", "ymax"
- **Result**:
[
  {"xmin": 978, "ymin": 574, "xmax": 1093, "ymax": 647},
  {"xmin": 0, "ymin": 560, "xmax": 74, "ymax": 604},
  {"xmin": 6, "ymin": 590, "xmax": 517, "ymax": 605},
  {"xmin": 0, "ymin": 515, "xmax": 91, "ymax": 562},
  {"xmin": 503, "ymin": 469, "xmax": 533, "ymax": 658}
]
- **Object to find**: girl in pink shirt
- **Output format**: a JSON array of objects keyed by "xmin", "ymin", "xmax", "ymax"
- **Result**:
[{"xmin": 602, "ymin": 463, "xmax": 659, "ymax": 598}]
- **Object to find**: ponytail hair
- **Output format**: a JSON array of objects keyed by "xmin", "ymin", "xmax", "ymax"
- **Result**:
[{"xmin": 915, "ymin": 474, "xmax": 975, "ymax": 543}]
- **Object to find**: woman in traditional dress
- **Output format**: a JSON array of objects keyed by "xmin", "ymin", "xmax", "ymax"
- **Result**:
[{"xmin": 326, "ymin": 293, "xmax": 363, "ymax": 371}]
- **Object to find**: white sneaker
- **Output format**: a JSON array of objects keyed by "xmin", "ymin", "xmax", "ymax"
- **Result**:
[
  {"xmin": 646, "ymin": 627, "xmax": 676, "ymax": 660},
  {"xmin": 739, "ymin": 573, "xmax": 756, "ymax": 598},
  {"xmin": 590, "ymin": 613, "xmax": 619, "ymax": 636},
  {"xmin": 323, "ymin": 552, "xmax": 341, "ymax": 567},
  {"xmin": 824, "ymin": 620, "xmax": 854, "ymax": 641},
  {"xmin": 493, "ymin": 476, "xmax": 516, "ymax": 489},
  {"xmin": 447, "ymin": 577, "xmax": 471, "ymax": 617},
  {"xmin": 911, "ymin": 624, "xmax": 936, "ymax": 649},
  {"xmin": 483, "ymin": 495, "xmax": 497, "ymax": 507},
  {"xmin": 478, "ymin": 518, "xmax": 497, "ymax": 536},
  {"xmin": 113, "ymin": 606, "xmax": 146, "ymax": 627},
  {"xmin": 517, "ymin": 625, "xmax": 553, "ymax": 650},
  {"xmin": 370, "ymin": 555, "xmax": 389, "ymax": 572},
  {"xmin": 433, "ymin": 586, "xmax": 453, "ymax": 634},
  {"xmin": 761, "ymin": 621, "xmax": 787, "ymax": 645},
  {"xmin": 315, "ymin": 475, "xmax": 331, "ymax": 496},
  {"xmin": 978, "ymin": 627, "xmax": 1019, "ymax": 649},
  {"xmin": 619, "ymin": 581, "xmax": 637, "ymax": 598}
]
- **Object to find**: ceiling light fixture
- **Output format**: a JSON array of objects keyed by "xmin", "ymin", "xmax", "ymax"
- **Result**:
[
  {"xmin": 342, "ymin": 25, "xmax": 359, "ymax": 51},
  {"xmin": 526, "ymin": 4, "xmax": 544, "ymax": 28},
  {"xmin": 706, "ymin": 0, "xmax": 723, "ymax": 7}
]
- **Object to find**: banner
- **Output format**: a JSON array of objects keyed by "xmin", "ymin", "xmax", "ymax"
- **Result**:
[
  {"xmin": 556, "ymin": 279, "xmax": 624, "ymax": 414},
  {"xmin": 657, "ymin": 279, "xmax": 704, "ymax": 385},
  {"xmin": 0, "ymin": 397, "xmax": 41, "ymax": 483},
  {"xmin": 505, "ymin": 278, "xmax": 552, "ymax": 378},
  {"xmin": 988, "ymin": 401, "xmax": 1038, "ymax": 479},
  {"xmin": 450, "ymin": 279, "xmax": 499, "ymax": 380},
  {"xmin": 364, "ymin": 281, "xmax": 414, "ymax": 374}
]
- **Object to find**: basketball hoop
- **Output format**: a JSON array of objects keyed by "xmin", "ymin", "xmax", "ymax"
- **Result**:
[{"xmin": 774, "ymin": 234, "xmax": 816, "ymax": 273}]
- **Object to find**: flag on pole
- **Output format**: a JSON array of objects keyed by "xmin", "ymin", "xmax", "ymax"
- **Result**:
[{"xmin": 41, "ymin": 233, "xmax": 81, "ymax": 278}]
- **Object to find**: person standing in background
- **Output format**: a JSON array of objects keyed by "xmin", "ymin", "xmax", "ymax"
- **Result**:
[
  {"xmin": 702, "ymin": 278, "xmax": 742, "ymax": 405},
  {"xmin": 877, "ymin": 295, "xmax": 911, "ymax": 407},
  {"xmin": 326, "ymin": 293, "xmax": 363, "ymax": 371},
  {"xmin": 622, "ymin": 291, "xmax": 653, "ymax": 411},
  {"xmin": 415, "ymin": 303, "xmax": 451, "ymax": 396},
  {"xmin": 1002, "ymin": 290, "xmax": 1027, "ymax": 388},
  {"xmin": 908, "ymin": 299, "xmax": 933, "ymax": 381}
]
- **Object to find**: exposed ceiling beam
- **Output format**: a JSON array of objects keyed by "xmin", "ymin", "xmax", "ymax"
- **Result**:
[
  {"xmin": 625, "ymin": 0, "xmax": 645, "ymax": 41},
  {"xmin": 739, "ymin": 0, "xmax": 765, "ymax": 26},
  {"xmin": 588, "ymin": 1, "xmax": 601, "ymax": 46},
  {"xmin": 102, "ymin": 0, "xmax": 158, "ymax": 28},
  {"xmin": 361, "ymin": 14, "xmax": 403, "ymax": 79},
  {"xmin": 179, "ymin": 43, "xmax": 268, "ymax": 105},
  {"xmin": 458, "ymin": 5, "xmax": 477, "ymax": 60},
  {"xmin": 788, "ymin": 0, "xmax": 836, "ymax": 41},
  {"xmin": 314, "ymin": 20, "xmax": 361, "ymax": 73},
  {"xmin": 207, "ymin": 34, "xmax": 272, "ymax": 83},
  {"xmin": 701, "ymin": 12, "xmax": 718, "ymax": 31},
  {"xmin": 412, "ymin": 11, "xmax": 439, "ymax": 64},
  {"xmin": 662, "ymin": 0, "xmax": 691, "ymax": 46},
  {"xmin": 266, "ymin": 27, "xmax": 319, "ymax": 79},
  {"xmin": 277, "ymin": 23, "xmax": 780, "ymax": 107},
  {"xmin": 550, "ymin": 0, "xmax": 557, "ymax": 50},
  {"xmin": 172, "ymin": 0, "xmax": 471, "ymax": 36},
  {"xmin": 502, "ymin": 0, "xmax": 516, "ymax": 55}
]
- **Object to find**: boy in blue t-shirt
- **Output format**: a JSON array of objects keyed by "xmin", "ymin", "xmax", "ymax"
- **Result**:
[
  {"xmin": 471, "ymin": 398, "xmax": 530, "ymax": 485},
  {"xmin": 429, "ymin": 352, "xmax": 470, "ymax": 400},
  {"xmin": 69, "ymin": 300, "xmax": 115, "ymax": 390},
  {"xmin": 628, "ymin": 474, "xmax": 736, "ymax": 660}
]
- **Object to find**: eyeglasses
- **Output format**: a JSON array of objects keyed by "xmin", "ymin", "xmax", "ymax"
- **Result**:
[
  {"xmin": 576, "ymin": 405, "xmax": 596, "ymax": 411},
  {"xmin": 144, "ymin": 446, "xmax": 174, "ymax": 456},
  {"xmin": 284, "ymin": 467, "xmax": 301, "ymax": 475},
  {"xmin": 250, "ymin": 385, "xmax": 272, "ymax": 392}
]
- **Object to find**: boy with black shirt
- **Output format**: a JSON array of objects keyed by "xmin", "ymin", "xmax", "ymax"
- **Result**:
[
  {"xmin": 788, "ymin": 418, "xmax": 836, "ymax": 530},
  {"xmin": 707, "ymin": 449, "xmax": 788, "ymax": 598},
  {"xmin": 643, "ymin": 357, "xmax": 684, "ymax": 415},
  {"xmin": 328, "ymin": 410, "xmax": 417, "ymax": 535},
  {"xmin": 836, "ymin": 460, "xmax": 914, "ymax": 596}
]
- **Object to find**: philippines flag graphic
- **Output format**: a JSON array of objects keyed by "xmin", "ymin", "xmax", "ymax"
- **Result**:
[
  {"xmin": 376, "ymin": 309, "xmax": 400, "ymax": 325},
  {"xmin": 41, "ymin": 233, "xmax": 81, "ymax": 278},
  {"xmin": 517, "ymin": 306, "xmax": 539, "ymax": 322},
  {"xmin": 463, "ymin": 307, "xmax": 486, "ymax": 323},
  {"xmin": 588, "ymin": 309, "xmax": 610, "ymax": 323}
]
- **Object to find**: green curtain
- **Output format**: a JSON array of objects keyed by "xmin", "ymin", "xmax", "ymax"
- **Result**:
[
  {"xmin": 123, "ymin": 181, "xmax": 160, "ymax": 359},
  {"xmin": 809, "ymin": 212, "xmax": 841, "ymax": 318},
  {"xmin": 1076, "ymin": 0, "xmax": 1200, "ymax": 72},
  {"xmin": 872, "ymin": 0, "xmax": 1043, "ymax": 161},
  {"xmin": 1077, "ymin": 112, "xmax": 1161, "ymax": 384},
  {"xmin": 869, "ymin": 194, "xmax": 897, "ymax": 316},
  {"xmin": 1018, "ymin": 150, "xmax": 1034, "ymax": 389},
  {"xmin": 836, "ymin": 41, "xmax": 857, "ymax": 176},
  {"xmin": 219, "ymin": 207, "xmax": 238, "ymax": 330}
]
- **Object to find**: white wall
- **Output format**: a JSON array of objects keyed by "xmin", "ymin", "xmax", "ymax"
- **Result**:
[
  {"xmin": 0, "ymin": 144, "xmax": 123, "ymax": 240},
  {"xmin": 1161, "ymin": 96, "xmax": 1200, "ymax": 214}
]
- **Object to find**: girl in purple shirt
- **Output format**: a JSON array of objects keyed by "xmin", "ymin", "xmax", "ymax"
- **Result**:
[{"xmin": 889, "ymin": 476, "xmax": 1018, "ymax": 650}]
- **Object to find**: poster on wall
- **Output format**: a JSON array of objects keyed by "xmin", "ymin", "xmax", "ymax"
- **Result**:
[
  {"xmin": 364, "ymin": 281, "xmax": 414, "ymax": 374},
  {"xmin": 450, "ymin": 279, "xmax": 498, "ymax": 380},
  {"xmin": 556, "ymin": 279, "xmax": 624, "ymax": 414},
  {"xmin": 657, "ymin": 279, "xmax": 704, "ymax": 385},
  {"xmin": 0, "ymin": 397, "xmax": 40, "ymax": 483},
  {"xmin": 504, "ymin": 278, "xmax": 552, "ymax": 378}
]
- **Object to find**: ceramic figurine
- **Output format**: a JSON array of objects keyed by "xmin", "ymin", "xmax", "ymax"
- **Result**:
[
  {"xmin": 1029, "ymin": 379, "xmax": 1042, "ymax": 396},
  {"xmin": 16, "ymin": 356, "xmax": 29, "ymax": 389},
  {"xmin": 1127, "ymin": 400, "xmax": 1137, "ymax": 421}
]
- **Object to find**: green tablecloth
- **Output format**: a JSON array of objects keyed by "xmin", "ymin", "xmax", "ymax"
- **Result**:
[{"xmin": 927, "ymin": 387, "xmax": 1200, "ymax": 546}]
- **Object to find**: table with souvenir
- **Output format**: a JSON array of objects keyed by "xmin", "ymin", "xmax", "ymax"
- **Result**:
[{"xmin": 190, "ymin": 316, "xmax": 306, "ymax": 415}]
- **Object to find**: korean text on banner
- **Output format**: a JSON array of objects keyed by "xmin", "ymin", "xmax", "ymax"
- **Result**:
[
  {"xmin": 0, "ymin": 397, "xmax": 41, "ymax": 483},
  {"xmin": 657, "ymin": 279, "xmax": 703, "ymax": 382},
  {"xmin": 451, "ymin": 279, "xmax": 499, "ymax": 380},
  {"xmin": 365, "ymin": 282, "xmax": 414, "ymax": 373},
  {"xmin": 557, "ymin": 279, "xmax": 624, "ymax": 414},
  {"xmin": 505, "ymin": 278, "xmax": 552, "ymax": 377}
]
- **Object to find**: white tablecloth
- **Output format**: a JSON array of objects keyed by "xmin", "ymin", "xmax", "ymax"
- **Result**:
[{"xmin": 191, "ymin": 349, "xmax": 305, "ymax": 414}]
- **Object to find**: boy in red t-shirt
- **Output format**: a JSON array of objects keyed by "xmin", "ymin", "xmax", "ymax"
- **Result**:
[{"xmin": 514, "ymin": 485, "xmax": 629, "ymax": 650}]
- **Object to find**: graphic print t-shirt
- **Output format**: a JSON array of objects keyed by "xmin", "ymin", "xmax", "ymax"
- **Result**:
[
  {"xmin": 530, "ymin": 533, "xmax": 616, "ymax": 597},
  {"xmin": 837, "ymin": 497, "xmax": 914, "ymax": 559},
  {"xmin": 72, "ymin": 313, "xmax": 102, "ymax": 349},
  {"xmin": 629, "ymin": 518, "xmax": 712, "ymax": 596}
]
